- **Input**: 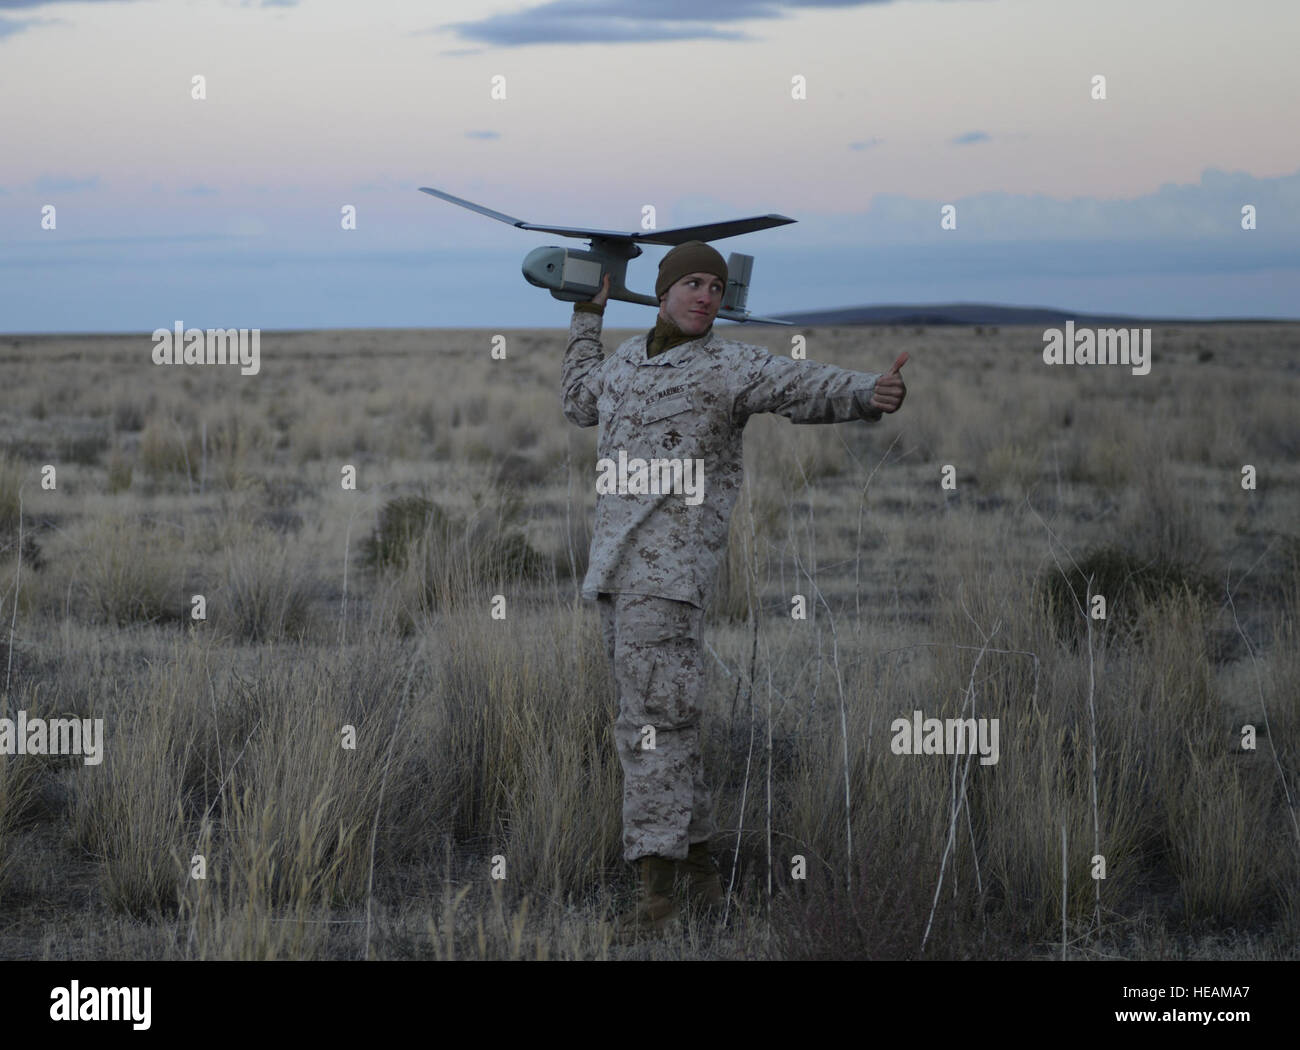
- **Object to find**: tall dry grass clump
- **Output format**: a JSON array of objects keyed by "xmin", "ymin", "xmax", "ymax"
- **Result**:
[
  {"xmin": 430, "ymin": 601, "xmax": 622, "ymax": 898},
  {"xmin": 0, "ymin": 452, "xmax": 40, "ymax": 569},
  {"xmin": 0, "ymin": 453, "xmax": 22, "ymax": 536},
  {"xmin": 362, "ymin": 489, "xmax": 550, "ymax": 630},
  {"xmin": 68, "ymin": 635, "xmax": 439, "ymax": 953},
  {"xmin": 764, "ymin": 528, "xmax": 1297, "ymax": 957},
  {"xmin": 705, "ymin": 484, "xmax": 764, "ymax": 625},
  {"xmin": 68, "ymin": 671, "xmax": 199, "ymax": 917},
  {"xmin": 215, "ymin": 537, "xmax": 321, "ymax": 643},
  {"xmin": 76, "ymin": 514, "xmax": 188, "ymax": 625},
  {"xmin": 0, "ymin": 727, "xmax": 44, "ymax": 905}
]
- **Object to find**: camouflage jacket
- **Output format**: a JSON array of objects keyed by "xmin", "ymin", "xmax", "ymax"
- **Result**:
[{"xmin": 562, "ymin": 307, "xmax": 885, "ymax": 609}]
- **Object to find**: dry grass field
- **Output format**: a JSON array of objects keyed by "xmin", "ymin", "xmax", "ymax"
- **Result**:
[{"xmin": 0, "ymin": 321, "xmax": 1296, "ymax": 960}]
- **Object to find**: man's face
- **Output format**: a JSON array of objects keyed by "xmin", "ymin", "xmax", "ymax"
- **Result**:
[{"xmin": 659, "ymin": 271, "xmax": 724, "ymax": 336}]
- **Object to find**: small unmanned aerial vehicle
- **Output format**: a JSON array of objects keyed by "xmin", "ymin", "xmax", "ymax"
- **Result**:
[{"xmin": 420, "ymin": 186, "xmax": 796, "ymax": 325}]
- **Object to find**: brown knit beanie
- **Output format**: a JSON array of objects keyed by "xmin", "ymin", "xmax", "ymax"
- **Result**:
[{"xmin": 655, "ymin": 240, "xmax": 728, "ymax": 300}]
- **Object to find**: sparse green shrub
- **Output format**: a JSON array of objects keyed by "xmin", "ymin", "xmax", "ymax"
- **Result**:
[
  {"xmin": 363, "ymin": 490, "xmax": 550, "ymax": 614},
  {"xmin": 361, "ymin": 495, "xmax": 449, "ymax": 571},
  {"xmin": 1036, "ymin": 544, "xmax": 1217, "ymax": 646}
]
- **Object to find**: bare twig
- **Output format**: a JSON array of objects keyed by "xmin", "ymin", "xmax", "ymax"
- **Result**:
[
  {"xmin": 339, "ymin": 504, "xmax": 356, "ymax": 650},
  {"xmin": 920, "ymin": 603, "xmax": 1000, "ymax": 954},
  {"xmin": 1085, "ymin": 574, "xmax": 1101, "ymax": 933},
  {"xmin": 725, "ymin": 485, "xmax": 762, "ymax": 927}
]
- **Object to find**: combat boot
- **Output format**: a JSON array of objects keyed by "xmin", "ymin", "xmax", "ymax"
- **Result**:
[
  {"xmin": 679, "ymin": 841, "xmax": 725, "ymax": 916},
  {"xmin": 612, "ymin": 855, "xmax": 678, "ymax": 944}
]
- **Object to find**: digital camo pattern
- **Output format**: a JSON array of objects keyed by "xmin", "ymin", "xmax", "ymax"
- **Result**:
[
  {"xmin": 563, "ymin": 308, "xmax": 886, "ymax": 609},
  {"xmin": 598, "ymin": 591, "xmax": 714, "ymax": 861}
]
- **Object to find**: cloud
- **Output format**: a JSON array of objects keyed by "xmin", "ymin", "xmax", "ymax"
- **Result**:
[
  {"xmin": 0, "ymin": 14, "xmax": 48, "ymax": 38},
  {"xmin": 30, "ymin": 174, "xmax": 101, "ymax": 192},
  {"xmin": 181, "ymin": 184, "xmax": 219, "ymax": 196},
  {"xmin": 465, "ymin": 130, "xmax": 500, "ymax": 140},
  {"xmin": 436, "ymin": 0, "xmax": 990, "ymax": 47},
  {"xmin": 793, "ymin": 165, "xmax": 1300, "ymax": 243},
  {"xmin": 0, "ymin": 0, "xmax": 145, "ymax": 42},
  {"xmin": 849, "ymin": 138, "xmax": 883, "ymax": 150},
  {"xmin": 437, "ymin": 0, "xmax": 856, "ymax": 47},
  {"xmin": 1, "ymin": 0, "xmax": 289, "ymax": 41},
  {"xmin": 951, "ymin": 130, "xmax": 990, "ymax": 145},
  {"xmin": 443, "ymin": 8, "xmax": 749, "ymax": 46},
  {"xmin": 0, "ymin": 1, "xmax": 136, "ymax": 6}
]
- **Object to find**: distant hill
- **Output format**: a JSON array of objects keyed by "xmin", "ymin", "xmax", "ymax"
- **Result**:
[{"xmin": 768, "ymin": 303, "xmax": 1290, "ymax": 326}]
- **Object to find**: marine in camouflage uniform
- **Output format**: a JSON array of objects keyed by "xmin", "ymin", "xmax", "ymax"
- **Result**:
[{"xmin": 561, "ymin": 241, "xmax": 906, "ymax": 931}]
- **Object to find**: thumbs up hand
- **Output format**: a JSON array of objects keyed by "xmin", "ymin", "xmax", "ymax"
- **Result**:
[{"xmin": 868, "ymin": 352, "xmax": 908, "ymax": 413}]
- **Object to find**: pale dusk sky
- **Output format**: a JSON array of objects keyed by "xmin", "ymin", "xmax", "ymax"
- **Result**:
[{"xmin": 1, "ymin": 0, "xmax": 1296, "ymax": 330}]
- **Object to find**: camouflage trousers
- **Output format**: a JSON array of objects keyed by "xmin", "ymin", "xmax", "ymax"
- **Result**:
[{"xmin": 597, "ymin": 592, "xmax": 716, "ymax": 862}]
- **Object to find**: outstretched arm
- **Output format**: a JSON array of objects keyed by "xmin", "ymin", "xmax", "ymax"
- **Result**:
[
  {"xmin": 731, "ymin": 346, "xmax": 908, "ymax": 426},
  {"xmin": 561, "ymin": 274, "xmax": 612, "ymax": 427}
]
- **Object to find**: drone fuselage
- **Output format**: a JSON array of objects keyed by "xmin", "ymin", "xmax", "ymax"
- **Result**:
[
  {"xmin": 523, "ymin": 241, "xmax": 758, "ymax": 317},
  {"xmin": 522, "ymin": 242, "xmax": 659, "ymax": 307}
]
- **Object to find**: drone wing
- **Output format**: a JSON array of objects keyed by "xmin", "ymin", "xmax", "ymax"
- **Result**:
[
  {"xmin": 420, "ymin": 187, "xmax": 636, "ymax": 241},
  {"xmin": 418, "ymin": 187, "xmax": 530, "ymax": 228},
  {"xmin": 628, "ymin": 215, "xmax": 796, "ymax": 246},
  {"xmin": 420, "ymin": 187, "xmax": 795, "ymax": 245}
]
